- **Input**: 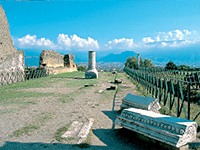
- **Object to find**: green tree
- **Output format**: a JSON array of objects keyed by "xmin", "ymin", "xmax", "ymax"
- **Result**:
[
  {"xmin": 177, "ymin": 65, "xmax": 190, "ymax": 71},
  {"xmin": 143, "ymin": 59, "xmax": 154, "ymax": 68},
  {"xmin": 125, "ymin": 57, "xmax": 138, "ymax": 69},
  {"xmin": 125, "ymin": 57, "xmax": 154, "ymax": 69},
  {"xmin": 165, "ymin": 61, "xmax": 177, "ymax": 70},
  {"xmin": 77, "ymin": 65, "xmax": 87, "ymax": 72}
]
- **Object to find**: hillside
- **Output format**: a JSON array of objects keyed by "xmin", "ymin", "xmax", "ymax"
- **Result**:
[{"xmin": 98, "ymin": 51, "xmax": 137, "ymax": 62}]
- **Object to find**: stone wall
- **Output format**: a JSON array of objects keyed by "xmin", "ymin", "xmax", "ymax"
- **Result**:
[
  {"xmin": 0, "ymin": 6, "xmax": 16, "ymax": 63},
  {"xmin": 39, "ymin": 50, "xmax": 77, "ymax": 74},
  {"xmin": 0, "ymin": 5, "xmax": 24, "ymax": 85},
  {"xmin": 64, "ymin": 54, "xmax": 77, "ymax": 72},
  {"xmin": 39, "ymin": 50, "xmax": 64, "ymax": 68}
]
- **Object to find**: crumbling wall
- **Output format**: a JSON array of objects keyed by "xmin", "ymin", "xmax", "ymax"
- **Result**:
[
  {"xmin": 0, "ymin": 5, "xmax": 24, "ymax": 85},
  {"xmin": 64, "ymin": 54, "xmax": 77, "ymax": 72},
  {"xmin": 39, "ymin": 50, "xmax": 64, "ymax": 68},
  {"xmin": 39, "ymin": 50, "xmax": 77, "ymax": 74}
]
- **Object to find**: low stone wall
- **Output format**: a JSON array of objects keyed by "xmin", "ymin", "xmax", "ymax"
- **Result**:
[
  {"xmin": 115, "ymin": 108, "xmax": 197, "ymax": 148},
  {"xmin": 0, "ymin": 70, "xmax": 24, "ymax": 85},
  {"xmin": 0, "ymin": 51, "xmax": 25, "ymax": 85}
]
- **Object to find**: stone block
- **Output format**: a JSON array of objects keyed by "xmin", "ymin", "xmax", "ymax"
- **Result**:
[
  {"xmin": 120, "ymin": 93, "xmax": 161, "ymax": 113},
  {"xmin": 115, "ymin": 108, "xmax": 197, "ymax": 148}
]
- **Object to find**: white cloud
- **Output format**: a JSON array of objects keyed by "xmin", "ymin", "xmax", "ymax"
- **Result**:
[
  {"xmin": 16, "ymin": 34, "xmax": 99, "ymax": 51},
  {"xmin": 57, "ymin": 34, "xmax": 99, "ymax": 50},
  {"xmin": 15, "ymin": 29, "xmax": 199, "ymax": 51},
  {"xmin": 105, "ymin": 38, "xmax": 135, "ymax": 50},
  {"xmin": 17, "ymin": 34, "xmax": 56, "ymax": 49},
  {"xmin": 142, "ymin": 29, "xmax": 199, "ymax": 48},
  {"xmin": 142, "ymin": 37, "xmax": 155, "ymax": 44}
]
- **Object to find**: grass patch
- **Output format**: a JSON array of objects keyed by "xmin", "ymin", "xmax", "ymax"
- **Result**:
[
  {"xmin": 0, "ymin": 91, "xmax": 54, "ymax": 106},
  {"xmin": 100, "ymin": 89, "xmax": 116, "ymax": 101},
  {"xmin": 59, "ymin": 94, "xmax": 75, "ymax": 103},
  {"xmin": 53, "ymin": 71, "xmax": 85, "ymax": 79},
  {"xmin": 0, "ymin": 109, "xmax": 17, "ymax": 114},
  {"xmin": 12, "ymin": 124, "xmax": 39, "ymax": 137},
  {"xmin": 55, "ymin": 124, "xmax": 70, "ymax": 142},
  {"xmin": 11, "ymin": 112, "xmax": 53, "ymax": 137},
  {"xmin": 58, "ymin": 89, "xmax": 86, "ymax": 103}
]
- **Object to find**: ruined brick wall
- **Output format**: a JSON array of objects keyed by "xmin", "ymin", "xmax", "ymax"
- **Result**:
[
  {"xmin": 64, "ymin": 54, "xmax": 77, "ymax": 72},
  {"xmin": 39, "ymin": 50, "xmax": 77, "ymax": 74},
  {"xmin": 0, "ymin": 5, "xmax": 24, "ymax": 85},
  {"xmin": 39, "ymin": 50, "xmax": 64, "ymax": 68}
]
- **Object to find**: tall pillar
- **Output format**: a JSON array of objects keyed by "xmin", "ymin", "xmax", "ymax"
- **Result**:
[
  {"xmin": 85, "ymin": 51, "xmax": 98, "ymax": 79},
  {"xmin": 137, "ymin": 53, "xmax": 140, "ymax": 69}
]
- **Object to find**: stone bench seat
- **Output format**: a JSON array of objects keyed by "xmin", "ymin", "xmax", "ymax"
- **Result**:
[
  {"xmin": 120, "ymin": 93, "xmax": 161, "ymax": 113},
  {"xmin": 115, "ymin": 108, "xmax": 197, "ymax": 148}
]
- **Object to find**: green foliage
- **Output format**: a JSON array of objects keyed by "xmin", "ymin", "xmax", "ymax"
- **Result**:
[
  {"xmin": 143, "ymin": 59, "xmax": 154, "ymax": 68},
  {"xmin": 165, "ymin": 61, "xmax": 177, "ymax": 70},
  {"xmin": 125, "ymin": 57, "xmax": 154, "ymax": 69},
  {"xmin": 12, "ymin": 113, "xmax": 52, "ymax": 137},
  {"xmin": 77, "ymin": 65, "xmax": 87, "ymax": 72},
  {"xmin": 55, "ymin": 124, "xmax": 70, "ymax": 142},
  {"xmin": 177, "ymin": 65, "xmax": 190, "ymax": 71},
  {"xmin": 125, "ymin": 57, "xmax": 138, "ymax": 69}
]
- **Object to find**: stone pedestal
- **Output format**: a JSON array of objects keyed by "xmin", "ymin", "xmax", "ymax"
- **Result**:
[
  {"xmin": 120, "ymin": 93, "xmax": 161, "ymax": 113},
  {"xmin": 85, "ymin": 51, "xmax": 98, "ymax": 79},
  {"xmin": 115, "ymin": 108, "xmax": 197, "ymax": 148}
]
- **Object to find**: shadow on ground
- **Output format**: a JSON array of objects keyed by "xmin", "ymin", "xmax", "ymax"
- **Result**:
[
  {"xmin": 51, "ymin": 76, "xmax": 86, "ymax": 80},
  {"xmin": 0, "ymin": 128, "xmax": 164, "ymax": 150},
  {"xmin": 0, "ymin": 142, "xmax": 106, "ymax": 150},
  {"xmin": 102, "ymin": 110, "xmax": 120, "ymax": 122}
]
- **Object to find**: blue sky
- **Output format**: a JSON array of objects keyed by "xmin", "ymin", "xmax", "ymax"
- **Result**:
[{"xmin": 1, "ymin": 0, "xmax": 200, "ymax": 53}]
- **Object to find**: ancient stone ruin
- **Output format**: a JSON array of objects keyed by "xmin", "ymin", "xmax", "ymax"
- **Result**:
[
  {"xmin": 0, "ymin": 5, "xmax": 24, "ymax": 84},
  {"xmin": 85, "ymin": 51, "xmax": 98, "ymax": 79},
  {"xmin": 39, "ymin": 50, "xmax": 77, "ymax": 74},
  {"xmin": 120, "ymin": 93, "xmax": 161, "ymax": 113},
  {"xmin": 115, "ymin": 108, "xmax": 197, "ymax": 148}
]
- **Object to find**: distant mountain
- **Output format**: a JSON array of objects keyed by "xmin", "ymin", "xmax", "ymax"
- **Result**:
[
  {"xmin": 20, "ymin": 45, "xmax": 200, "ymax": 67},
  {"xmin": 98, "ymin": 51, "xmax": 137, "ymax": 62},
  {"xmin": 141, "ymin": 44, "xmax": 200, "ymax": 67}
]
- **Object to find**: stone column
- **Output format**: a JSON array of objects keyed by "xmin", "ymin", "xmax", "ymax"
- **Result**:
[
  {"xmin": 85, "ymin": 51, "xmax": 98, "ymax": 79},
  {"xmin": 137, "ymin": 53, "xmax": 140, "ymax": 69}
]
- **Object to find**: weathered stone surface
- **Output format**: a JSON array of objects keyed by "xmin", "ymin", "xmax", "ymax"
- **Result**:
[
  {"xmin": 0, "ymin": 5, "xmax": 24, "ymax": 84},
  {"xmin": 115, "ymin": 108, "xmax": 197, "ymax": 148},
  {"xmin": 61, "ymin": 118, "xmax": 94, "ymax": 144},
  {"xmin": 114, "ymin": 78, "xmax": 123, "ymax": 84},
  {"xmin": 85, "ymin": 51, "xmax": 98, "ymax": 79},
  {"xmin": 64, "ymin": 54, "xmax": 77, "ymax": 72},
  {"xmin": 120, "ymin": 93, "xmax": 161, "ymax": 113},
  {"xmin": 0, "ymin": 6, "xmax": 16, "ymax": 62},
  {"xmin": 39, "ymin": 50, "xmax": 77, "ymax": 74}
]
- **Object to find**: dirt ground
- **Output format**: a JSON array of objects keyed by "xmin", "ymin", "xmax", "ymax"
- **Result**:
[{"xmin": 0, "ymin": 72, "xmax": 198, "ymax": 150}]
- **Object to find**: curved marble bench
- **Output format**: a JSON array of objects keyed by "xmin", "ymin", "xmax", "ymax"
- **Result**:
[
  {"xmin": 120, "ymin": 93, "xmax": 161, "ymax": 113},
  {"xmin": 115, "ymin": 108, "xmax": 197, "ymax": 148}
]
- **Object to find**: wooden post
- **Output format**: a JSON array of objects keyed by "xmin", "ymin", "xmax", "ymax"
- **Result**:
[{"xmin": 187, "ymin": 82, "xmax": 191, "ymax": 120}]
